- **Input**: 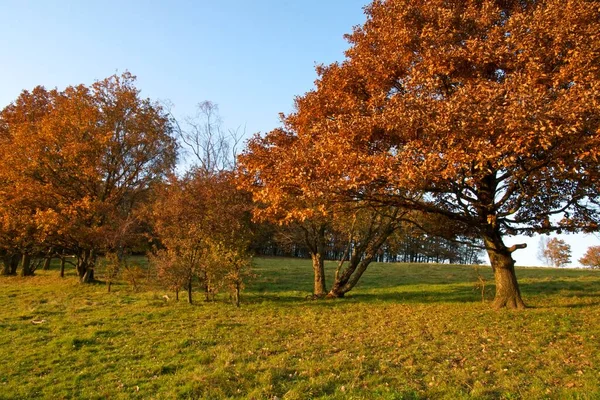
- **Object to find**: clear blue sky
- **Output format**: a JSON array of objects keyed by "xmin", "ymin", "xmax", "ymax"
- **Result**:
[
  {"xmin": 0, "ymin": 0, "xmax": 368, "ymax": 131},
  {"xmin": 1, "ymin": 0, "xmax": 598, "ymax": 267}
]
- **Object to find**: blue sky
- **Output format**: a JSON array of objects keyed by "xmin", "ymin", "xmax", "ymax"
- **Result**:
[
  {"xmin": 0, "ymin": 0, "xmax": 367, "ymax": 133},
  {"xmin": 1, "ymin": 0, "xmax": 598, "ymax": 267}
]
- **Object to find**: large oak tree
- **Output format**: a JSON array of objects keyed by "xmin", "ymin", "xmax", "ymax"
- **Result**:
[{"xmin": 267, "ymin": 0, "xmax": 600, "ymax": 308}]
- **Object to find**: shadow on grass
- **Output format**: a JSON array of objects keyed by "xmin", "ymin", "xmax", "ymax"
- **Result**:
[{"xmin": 246, "ymin": 275, "xmax": 600, "ymax": 308}]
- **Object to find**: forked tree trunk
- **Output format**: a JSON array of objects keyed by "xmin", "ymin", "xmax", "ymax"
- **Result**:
[
  {"xmin": 78, "ymin": 249, "xmax": 96, "ymax": 283},
  {"xmin": 327, "ymin": 225, "xmax": 393, "ymax": 298},
  {"xmin": 310, "ymin": 252, "xmax": 327, "ymax": 298},
  {"xmin": 483, "ymin": 232, "xmax": 526, "ymax": 309},
  {"xmin": 81, "ymin": 268, "xmax": 95, "ymax": 283},
  {"xmin": 327, "ymin": 251, "xmax": 373, "ymax": 298}
]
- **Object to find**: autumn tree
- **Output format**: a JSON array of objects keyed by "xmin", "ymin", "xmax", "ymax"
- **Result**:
[
  {"xmin": 541, "ymin": 238, "xmax": 572, "ymax": 267},
  {"xmin": 238, "ymin": 129, "xmax": 331, "ymax": 297},
  {"xmin": 579, "ymin": 246, "xmax": 600, "ymax": 269},
  {"xmin": 270, "ymin": 0, "xmax": 600, "ymax": 308},
  {"xmin": 543, "ymin": 238, "xmax": 572, "ymax": 267},
  {"xmin": 239, "ymin": 128, "xmax": 418, "ymax": 298},
  {"xmin": 537, "ymin": 237, "xmax": 551, "ymax": 266},
  {"xmin": 149, "ymin": 170, "xmax": 253, "ymax": 304},
  {"xmin": 0, "ymin": 73, "xmax": 177, "ymax": 282}
]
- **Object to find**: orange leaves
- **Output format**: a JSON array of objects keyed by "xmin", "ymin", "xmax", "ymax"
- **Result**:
[
  {"xmin": 239, "ymin": 0, "xmax": 600, "ymax": 247},
  {"xmin": 0, "ymin": 73, "xmax": 177, "ymax": 254}
]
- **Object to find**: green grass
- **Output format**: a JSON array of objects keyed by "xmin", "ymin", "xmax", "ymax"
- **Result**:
[{"xmin": 1, "ymin": 258, "xmax": 599, "ymax": 399}]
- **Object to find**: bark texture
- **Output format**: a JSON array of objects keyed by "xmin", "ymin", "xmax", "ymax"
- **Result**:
[
  {"xmin": 327, "ymin": 220, "xmax": 395, "ymax": 298},
  {"xmin": 311, "ymin": 252, "xmax": 327, "ymax": 297},
  {"xmin": 77, "ymin": 249, "xmax": 96, "ymax": 283},
  {"xmin": 484, "ymin": 233, "xmax": 526, "ymax": 309}
]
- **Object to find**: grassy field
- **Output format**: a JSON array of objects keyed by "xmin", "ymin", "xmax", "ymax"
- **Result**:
[{"xmin": 0, "ymin": 258, "xmax": 599, "ymax": 399}]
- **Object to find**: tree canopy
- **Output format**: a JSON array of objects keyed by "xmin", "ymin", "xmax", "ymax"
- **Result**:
[
  {"xmin": 0, "ymin": 72, "xmax": 177, "ymax": 280},
  {"xmin": 243, "ymin": 0, "xmax": 600, "ymax": 308}
]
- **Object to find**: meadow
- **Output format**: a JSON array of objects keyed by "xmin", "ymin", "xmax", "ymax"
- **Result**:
[{"xmin": 0, "ymin": 258, "xmax": 599, "ymax": 399}]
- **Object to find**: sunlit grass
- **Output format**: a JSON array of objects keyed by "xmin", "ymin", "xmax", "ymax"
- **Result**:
[{"xmin": 0, "ymin": 258, "xmax": 599, "ymax": 399}]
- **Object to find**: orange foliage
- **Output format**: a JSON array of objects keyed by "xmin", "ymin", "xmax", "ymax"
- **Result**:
[
  {"xmin": 149, "ymin": 170, "xmax": 253, "ymax": 304},
  {"xmin": 0, "ymin": 73, "xmax": 177, "ymax": 279},
  {"xmin": 241, "ymin": 0, "xmax": 600, "ymax": 308},
  {"xmin": 579, "ymin": 246, "xmax": 600, "ymax": 269}
]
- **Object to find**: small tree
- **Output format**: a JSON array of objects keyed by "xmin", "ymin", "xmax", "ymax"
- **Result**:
[
  {"xmin": 208, "ymin": 241, "xmax": 254, "ymax": 307},
  {"xmin": 151, "ymin": 249, "xmax": 190, "ymax": 301},
  {"xmin": 579, "ymin": 246, "xmax": 600, "ymax": 269},
  {"xmin": 537, "ymin": 237, "xmax": 550, "ymax": 266},
  {"xmin": 543, "ymin": 238, "xmax": 572, "ymax": 268},
  {"xmin": 149, "ymin": 171, "xmax": 253, "ymax": 305},
  {"xmin": 102, "ymin": 252, "xmax": 122, "ymax": 292}
]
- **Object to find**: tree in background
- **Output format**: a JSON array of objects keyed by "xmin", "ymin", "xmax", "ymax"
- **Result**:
[
  {"xmin": 537, "ymin": 237, "xmax": 551, "ymax": 266},
  {"xmin": 578, "ymin": 246, "xmax": 600, "ymax": 269},
  {"xmin": 0, "ymin": 73, "xmax": 177, "ymax": 281},
  {"xmin": 275, "ymin": 0, "xmax": 600, "ymax": 308},
  {"xmin": 174, "ymin": 100, "xmax": 244, "ymax": 174},
  {"xmin": 543, "ymin": 238, "xmax": 572, "ymax": 268}
]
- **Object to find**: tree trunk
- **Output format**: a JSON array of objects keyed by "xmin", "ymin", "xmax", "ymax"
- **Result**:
[
  {"xmin": 81, "ymin": 268, "xmax": 95, "ymax": 283},
  {"xmin": 187, "ymin": 278, "xmax": 193, "ymax": 304},
  {"xmin": 60, "ymin": 257, "xmax": 66, "ymax": 278},
  {"xmin": 483, "ymin": 233, "xmax": 526, "ymax": 309},
  {"xmin": 1, "ymin": 258, "xmax": 9, "ymax": 276},
  {"xmin": 310, "ymin": 252, "xmax": 327, "ymax": 297},
  {"xmin": 9, "ymin": 254, "xmax": 19, "ymax": 275},
  {"xmin": 1, "ymin": 254, "xmax": 17, "ymax": 276},
  {"xmin": 327, "ymin": 224, "xmax": 393, "ymax": 298},
  {"xmin": 20, "ymin": 254, "xmax": 34, "ymax": 277},
  {"xmin": 42, "ymin": 256, "xmax": 52, "ymax": 271},
  {"xmin": 234, "ymin": 282, "xmax": 241, "ymax": 308},
  {"xmin": 78, "ymin": 249, "xmax": 96, "ymax": 283}
]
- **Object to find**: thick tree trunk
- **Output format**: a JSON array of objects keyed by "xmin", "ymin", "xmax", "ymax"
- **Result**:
[
  {"xmin": 81, "ymin": 268, "xmax": 95, "ymax": 283},
  {"xmin": 483, "ymin": 233, "xmax": 526, "ymax": 309},
  {"xmin": 20, "ymin": 254, "xmax": 34, "ymax": 277},
  {"xmin": 310, "ymin": 252, "xmax": 327, "ymax": 297},
  {"xmin": 78, "ymin": 249, "xmax": 96, "ymax": 283},
  {"xmin": 9, "ymin": 254, "xmax": 19, "ymax": 275},
  {"xmin": 327, "ymin": 255, "xmax": 374, "ymax": 298}
]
